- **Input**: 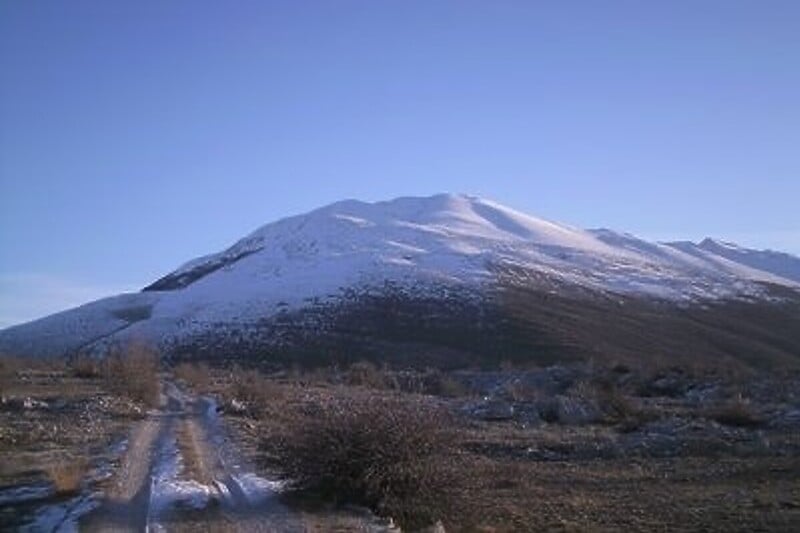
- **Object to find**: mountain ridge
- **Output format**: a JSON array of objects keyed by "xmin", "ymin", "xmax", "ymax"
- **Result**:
[{"xmin": 1, "ymin": 194, "xmax": 799, "ymax": 368}]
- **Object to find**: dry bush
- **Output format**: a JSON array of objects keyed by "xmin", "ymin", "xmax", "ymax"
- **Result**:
[
  {"xmin": 570, "ymin": 377, "xmax": 655, "ymax": 429},
  {"xmin": 225, "ymin": 367, "xmax": 287, "ymax": 415},
  {"xmin": 505, "ymin": 378, "xmax": 545, "ymax": 402},
  {"xmin": 1, "ymin": 354, "xmax": 65, "ymax": 377},
  {"xmin": 593, "ymin": 381, "xmax": 639, "ymax": 420},
  {"xmin": 46, "ymin": 459, "xmax": 87, "ymax": 495},
  {"xmin": 265, "ymin": 393, "xmax": 464, "ymax": 530},
  {"xmin": 1, "ymin": 355, "xmax": 70, "ymax": 396},
  {"xmin": 283, "ymin": 364, "xmax": 338, "ymax": 387},
  {"xmin": 174, "ymin": 362, "xmax": 211, "ymax": 392},
  {"xmin": 0, "ymin": 355, "xmax": 21, "ymax": 396},
  {"xmin": 362, "ymin": 368, "xmax": 471, "ymax": 397},
  {"xmin": 0, "ymin": 355, "xmax": 24, "ymax": 379},
  {"xmin": 415, "ymin": 369, "xmax": 471, "ymax": 397},
  {"xmin": 304, "ymin": 365, "xmax": 339, "ymax": 385},
  {"xmin": 70, "ymin": 355, "xmax": 102, "ymax": 378},
  {"xmin": 708, "ymin": 398, "xmax": 763, "ymax": 428},
  {"xmin": 345, "ymin": 360, "xmax": 388, "ymax": 389},
  {"xmin": 103, "ymin": 342, "xmax": 160, "ymax": 408},
  {"xmin": 432, "ymin": 374, "xmax": 470, "ymax": 398}
]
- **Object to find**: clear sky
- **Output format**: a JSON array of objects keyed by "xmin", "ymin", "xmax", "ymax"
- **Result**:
[{"xmin": 1, "ymin": 1, "xmax": 799, "ymax": 328}]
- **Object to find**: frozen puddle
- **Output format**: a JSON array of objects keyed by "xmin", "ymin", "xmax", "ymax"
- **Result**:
[
  {"xmin": 2, "ymin": 435, "xmax": 132, "ymax": 532},
  {"xmin": 0, "ymin": 482, "xmax": 52, "ymax": 507},
  {"xmin": 22, "ymin": 493, "xmax": 98, "ymax": 533}
]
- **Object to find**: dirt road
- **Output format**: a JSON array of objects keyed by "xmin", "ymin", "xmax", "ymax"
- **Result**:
[{"xmin": 80, "ymin": 380, "xmax": 390, "ymax": 532}]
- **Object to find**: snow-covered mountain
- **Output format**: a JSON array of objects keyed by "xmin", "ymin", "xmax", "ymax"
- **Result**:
[{"xmin": 2, "ymin": 194, "xmax": 799, "ymax": 366}]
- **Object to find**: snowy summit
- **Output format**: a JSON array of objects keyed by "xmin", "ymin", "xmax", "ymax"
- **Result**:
[{"xmin": 1, "ymin": 193, "xmax": 799, "ymax": 359}]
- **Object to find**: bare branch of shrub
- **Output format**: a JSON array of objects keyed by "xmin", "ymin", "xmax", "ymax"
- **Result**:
[
  {"xmin": 102, "ymin": 342, "xmax": 160, "ymax": 408},
  {"xmin": 46, "ymin": 459, "xmax": 88, "ymax": 495},
  {"xmin": 262, "ymin": 392, "xmax": 465, "ymax": 529},
  {"xmin": 174, "ymin": 362, "xmax": 211, "ymax": 392},
  {"xmin": 708, "ymin": 397, "xmax": 763, "ymax": 428}
]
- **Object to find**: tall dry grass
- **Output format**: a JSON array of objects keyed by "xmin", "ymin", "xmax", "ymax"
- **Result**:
[
  {"xmin": 46, "ymin": 459, "xmax": 88, "ymax": 495},
  {"xmin": 174, "ymin": 361, "xmax": 211, "ymax": 392},
  {"xmin": 102, "ymin": 342, "xmax": 160, "ymax": 407}
]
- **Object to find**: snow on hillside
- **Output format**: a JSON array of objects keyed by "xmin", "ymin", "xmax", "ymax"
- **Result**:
[
  {"xmin": 1, "ymin": 193, "xmax": 798, "ymax": 357},
  {"xmin": 695, "ymin": 238, "xmax": 800, "ymax": 283},
  {"xmin": 152, "ymin": 193, "xmax": 798, "ymax": 308}
]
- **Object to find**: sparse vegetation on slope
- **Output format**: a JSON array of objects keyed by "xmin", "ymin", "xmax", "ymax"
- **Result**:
[{"xmin": 205, "ymin": 361, "xmax": 800, "ymax": 531}]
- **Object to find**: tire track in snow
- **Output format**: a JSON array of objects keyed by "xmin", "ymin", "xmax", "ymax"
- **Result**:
[{"xmin": 81, "ymin": 380, "xmax": 393, "ymax": 531}]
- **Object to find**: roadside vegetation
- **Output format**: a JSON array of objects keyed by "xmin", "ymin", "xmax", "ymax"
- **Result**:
[
  {"xmin": 101, "ymin": 343, "xmax": 161, "ymax": 407},
  {"xmin": 267, "ymin": 393, "xmax": 462, "ymax": 530},
  {"xmin": 0, "ymin": 342, "xmax": 161, "ymax": 529},
  {"xmin": 45, "ymin": 459, "xmax": 88, "ymax": 496},
  {"xmin": 3, "ymin": 348, "xmax": 800, "ymax": 530},
  {"xmin": 181, "ymin": 359, "xmax": 800, "ymax": 531},
  {"xmin": 174, "ymin": 361, "xmax": 211, "ymax": 392}
]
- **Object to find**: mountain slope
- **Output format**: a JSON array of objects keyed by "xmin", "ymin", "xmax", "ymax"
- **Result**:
[{"xmin": 1, "ymin": 194, "xmax": 798, "ymax": 368}]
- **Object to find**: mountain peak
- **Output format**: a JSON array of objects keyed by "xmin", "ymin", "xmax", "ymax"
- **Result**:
[
  {"xmin": 3, "ymin": 194, "xmax": 800, "ymax": 360},
  {"xmin": 699, "ymin": 237, "xmax": 743, "ymax": 251}
]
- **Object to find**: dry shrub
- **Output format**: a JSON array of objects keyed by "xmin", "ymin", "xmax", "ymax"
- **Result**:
[
  {"xmin": 70, "ymin": 355, "xmax": 102, "ymax": 378},
  {"xmin": 226, "ymin": 367, "xmax": 286, "ymax": 415},
  {"xmin": 432, "ymin": 374, "xmax": 470, "ymax": 398},
  {"xmin": 266, "ymin": 393, "xmax": 463, "ymax": 530},
  {"xmin": 1, "ymin": 355, "xmax": 69, "ymax": 396},
  {"xmin": 1, "ymin": 355, "xmax": 65, "ymax": 377},
  {"xmin": 0, "ymin": 355, "xmax": 21, "ymax": 396},
  {"xmin": 174, "ymin": 362, "xmax": 211, "ymax": 392},
  {"xmin": 593, "ymin": 381, "xmax": 638, "ymax": 420},
  {"xmin": 103, "ymin": 342, "xmax": 160, "ymax": 408},
  {"xmin": 303, "ymin": 365, "xmax": 339, "ymax": 386},
  {"xmin": 345, "ymin": 360, "xmax": 388, "ymax": 389},
  {"xmin": 572, "ymin": 377, "xmax": 655, "ymax": 429},
  {"xmin": 46, "ymin": 459, "xmax": 87, "ymax": 495},
  {"xmin": 505, "ymin": 378, "xmax": 544, "ymax": 402},
  {"xmin": 709, "ymin": 398, "xmax": 763, "ymax": 428},
  {"xmin": 0, "ymin": 355, "xmax": 23, "ymax": 379},
  {"xmin": 415, "ymin": 369, "xmax": 471, "ymax": 397},
  {"xmin": 366, "ymin": 368, "xmax": 471, "ymax": 397}
]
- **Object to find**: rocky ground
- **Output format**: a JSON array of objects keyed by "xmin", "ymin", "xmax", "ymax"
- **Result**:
[
  {"xmin": 0, "ymin": 358, "xmax": 393, "ymax": 531},
  {"xmin": 0, "ymin": 364, "xmax": 142, "ymax": 530},
  {"xmin": 1, "ymin": 356, "xmax": 799, "ymax": 531},
  {"xmin": 196, "ymin": 362, "xmax": 800, "ymax": 531}
]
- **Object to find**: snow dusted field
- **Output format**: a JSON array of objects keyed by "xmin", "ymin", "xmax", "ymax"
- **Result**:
[{"xmin": 1, "ymin": 194, "xmax": 799, "ymax": 358}]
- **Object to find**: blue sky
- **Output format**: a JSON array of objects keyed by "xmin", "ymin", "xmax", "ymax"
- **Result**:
[{"xmin": 1, "ymin": 1, "xmax": 799, "ymax": 328}]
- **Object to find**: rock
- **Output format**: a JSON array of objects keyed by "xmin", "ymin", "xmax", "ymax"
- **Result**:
[
  {"xmin": 228, "ymin": 398, "xmax": 248, "ymax": 415},
  {"xmin": 22, "ymin": 397, "xmax": 47, "ymax": 409},
  {"xmin": 684, "ymin": 383, "xmax": 721, "ymax": 405},
  {"xmin": 638, "ymin": 370, "xmax": 690, "ymax": 398}
]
